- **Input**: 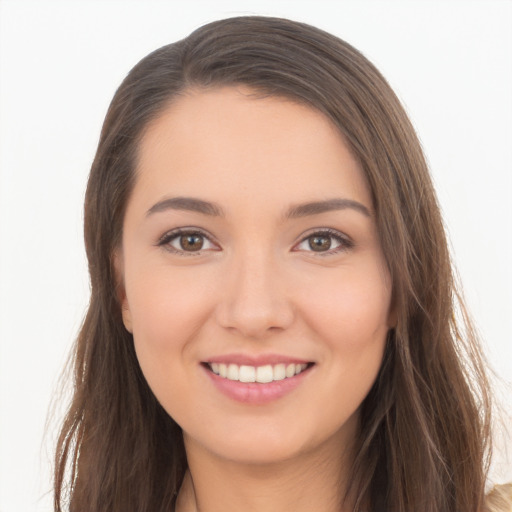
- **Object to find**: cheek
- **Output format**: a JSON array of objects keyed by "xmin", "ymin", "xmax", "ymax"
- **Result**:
[
  {"xmin": 126, "ymin": 263, "xmax": 214, "ymax": 343},
  {"xmin": 302, "ymin": 266, "xmax": 390, "ymax": 413},
  {"xmin": 124, "ymin": 266, "xmax": 218, "ymax": 423},
  {"xmin": 124, "ymin": 262, "xmax": 218, "ymax": 396},
  {"xmin": 297, "ymin": 260, "xmax": 391, "ymax": 409},
  {"xmin": 300, "ymin": 263, "xmax": 392, "ymax": 346}
]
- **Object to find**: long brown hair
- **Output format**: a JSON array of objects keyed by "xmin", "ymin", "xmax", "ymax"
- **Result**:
[{"xmin": 54, "ymin": 16, "xmax": 493, "ymax": 512}]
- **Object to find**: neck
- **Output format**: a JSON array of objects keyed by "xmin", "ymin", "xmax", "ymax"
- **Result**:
[{"xmin": 175, "ymin": 433, "xmax": 356, "ymax": 512}]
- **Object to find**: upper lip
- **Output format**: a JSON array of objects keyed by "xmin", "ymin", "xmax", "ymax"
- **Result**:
[{"xmin": 204, "ymin": 353, "xmax": 313, "ymax": 366}]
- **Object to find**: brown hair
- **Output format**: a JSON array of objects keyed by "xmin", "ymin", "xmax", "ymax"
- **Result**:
[{"xmin": 54, "ymin": 16, "xmax": 494, "ymax": 512}]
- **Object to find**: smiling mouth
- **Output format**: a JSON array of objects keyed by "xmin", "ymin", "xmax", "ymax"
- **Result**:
[{"xmin": 204, "ymin": 362, "xmax": 313, "ymax": 383}]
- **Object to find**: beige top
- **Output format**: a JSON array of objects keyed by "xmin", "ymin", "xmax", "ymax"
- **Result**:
[{"xmin": 485, "ymin": 483, "xmax": 512, "ymax": 512}]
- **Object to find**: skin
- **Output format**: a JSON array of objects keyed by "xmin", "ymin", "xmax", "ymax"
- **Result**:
[{"xmin": 116, "ymin": 86, "xmax": 394, "ymax": 512}]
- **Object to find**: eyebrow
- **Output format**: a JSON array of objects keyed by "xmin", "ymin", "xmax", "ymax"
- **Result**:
[
  {"xmin": 146, "ymin": 196, "xmax": 224, "ymax": 217},
  {"xmin": 285, "ymin": 198, "xmax": 371, "ymax": 218},
  {"xmin": 146, "ymin": 196, "xmax": 371, "ymax": 219}
]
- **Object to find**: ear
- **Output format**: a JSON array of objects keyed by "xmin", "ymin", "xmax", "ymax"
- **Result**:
[{"xmin": 113, "ymin": 249, "xmax": 133, "ymax": 333}]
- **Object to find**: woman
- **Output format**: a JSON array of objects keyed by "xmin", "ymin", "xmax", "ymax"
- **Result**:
[{"xmin": 54, "ymin": 16, "xmax": 506, "ymax": 512}]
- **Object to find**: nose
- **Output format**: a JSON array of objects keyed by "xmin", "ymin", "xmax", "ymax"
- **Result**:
[{"xmin": 215, "ymin": 250, "xmax": 295, "ymax": 339}]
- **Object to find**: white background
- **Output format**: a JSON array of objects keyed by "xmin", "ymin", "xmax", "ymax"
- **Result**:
[{"xmin": 0, "ymin": 1, "xmax": 511, "ymax": 511}]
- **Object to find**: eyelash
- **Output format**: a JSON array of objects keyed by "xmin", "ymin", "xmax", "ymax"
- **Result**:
[{"xmin": 157, "ymin": 227, "xmax": 354, "ymax": 256}]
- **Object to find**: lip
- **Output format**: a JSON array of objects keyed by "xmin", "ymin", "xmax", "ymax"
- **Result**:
[{"xmin": 201, "ymin": 354, "xmax": 314, "ymax": 405}]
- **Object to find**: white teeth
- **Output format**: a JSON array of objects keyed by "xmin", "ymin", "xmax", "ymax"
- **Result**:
[
  {"xmin": 285, "ymin": 363, "xmax": 295, "ymax": 378},
  {"xmin": 227, "ymin": 364, "xmax": 239, "ymax": 380},
  {"xmin": 273, "ymin": 363, "xmax": 286, "ymax": 381},
  {"xmin": 256, "ymin": 365, "xmax": 273, "ymax": 383},
  {"xmin": 239, "ymin": 365, "xmax": 256, "ymax": 382},
  {"xmin": 208, "ymin": 362, "xmax": 310, "ymax": 382}
]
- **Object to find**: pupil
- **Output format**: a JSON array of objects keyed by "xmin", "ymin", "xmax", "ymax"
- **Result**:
[
  {"xmin": 309, "ymin": 236, "xmax": 331, "ymax": 251},
  {"xmin": 181, "ymin": 234, "xmax": 203, "ymax": 251}
]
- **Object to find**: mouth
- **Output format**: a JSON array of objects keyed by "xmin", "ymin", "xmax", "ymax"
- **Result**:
[{"xmin": 203, "ymin": 362, "xmax": 314, "ymax": 383}]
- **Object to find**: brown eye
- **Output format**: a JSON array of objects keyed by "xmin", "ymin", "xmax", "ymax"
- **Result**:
[
  {"xmin": 180, "ymin": 234, "xmax": 204, "ymax": 251},
  {"xmin": 308, "ymin": 235, "xmax": 332, "ymax": 252}
]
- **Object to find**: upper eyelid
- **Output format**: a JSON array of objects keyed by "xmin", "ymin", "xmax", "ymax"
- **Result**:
[
  {"xmin": 157, "ymin": 227, "xmax": 351, "ymax": 242},
  {"xmin": 158, "ymin": 226, "xmax": 216, "ymax": 244},
  {"xmin": 292, "ymin": 228, "xmax": 354, "ymax": 253},
  {"xmin": 295, "ymin": 227, "xmax": 351, "ymax": 244}
]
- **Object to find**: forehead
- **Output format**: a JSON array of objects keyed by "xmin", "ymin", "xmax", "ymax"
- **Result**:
[{"xmin": 133, "ymin": 86, "xmax": 371, "ymax": 214}]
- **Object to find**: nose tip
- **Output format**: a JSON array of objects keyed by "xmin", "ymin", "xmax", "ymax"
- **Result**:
[
  {"xmin": 219, "ymin": 304, "xmax": 292, "ymax": 339},
  {"xmin": 215, "ymin": 260, "xmax": 295, "ymax": 339}
]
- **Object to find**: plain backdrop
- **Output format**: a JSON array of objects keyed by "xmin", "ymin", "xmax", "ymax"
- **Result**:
[{"xmin": 0, "ymin": 1, "xmax": 511, "ymax": 511}]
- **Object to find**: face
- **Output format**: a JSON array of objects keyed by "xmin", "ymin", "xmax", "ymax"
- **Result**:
[{"xmin": 117, "ymin": 86, "xmax": 394, "ymax": 466}]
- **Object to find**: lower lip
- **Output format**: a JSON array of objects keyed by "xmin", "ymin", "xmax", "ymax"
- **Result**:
[{"xmin": 203, "ymin": 365, "xmax": 312, "ymax": 404}]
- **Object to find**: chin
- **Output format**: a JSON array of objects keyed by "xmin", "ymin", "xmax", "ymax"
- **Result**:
[
  {"xmin": 202, "ymin": 438, "xmax": 309, "ymax": 466},
  {"xmin": 183, "ymin": 412, "xmax": 356, "ymax": 468}
]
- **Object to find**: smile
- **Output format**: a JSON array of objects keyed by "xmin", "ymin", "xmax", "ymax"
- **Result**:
[{"xmin": 207, "ymin": 362, "xmax": 310, "ymax": 383}]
